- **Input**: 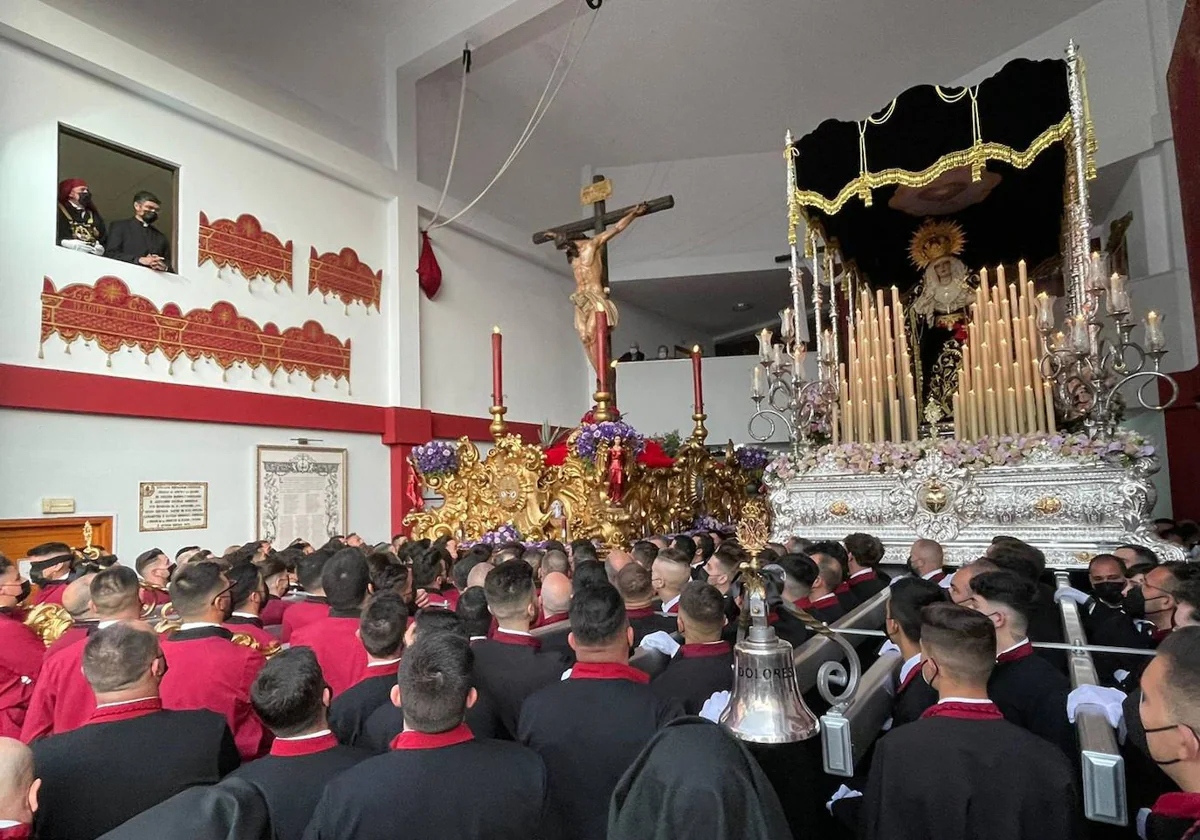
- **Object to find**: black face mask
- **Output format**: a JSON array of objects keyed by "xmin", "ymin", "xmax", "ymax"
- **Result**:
[
  {"xmin": 141, "ymin": 209, "xmax": 159, "ymax": 224},
  {"xmin": 1123, "ymin": 587, "xmax": 1146, "ymax": 618},
  {"xmin": 1144, "ymin": 723, "xmax": 1199, "ymax": 766},
  {"xmin": 78, "ymin": 190, "xmax": 91, "ymax": 205},
  {"xmin": 29, "ymin": 557, "xmax": 66, "ymax": 586},
  {"xmin": 1093, "ymin": 581, "xmax": 1125, "ymax": 606}
]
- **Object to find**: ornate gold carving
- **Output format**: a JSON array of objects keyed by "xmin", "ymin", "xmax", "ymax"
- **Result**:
[
  {"xmin": 828, "ymin": 500, "xmax": 851, "ymax": 517},
  {"xmin": 1033, "ymin": 497, "xmax": 1063, "ymax": 515},
  {"xmin": 231, "ymin": 633, "xmax": 281, "ymax": 658},
  {"xmin": 737, "ymin": 499, "xmax": 771, "ymax": 554},
  {"xmin": 23, "ymin": 603, "xmax": 73, "ymax": 647},
  {"xmin": 919, "ymin": 479, "xmax": 950, "ymax": 514}
]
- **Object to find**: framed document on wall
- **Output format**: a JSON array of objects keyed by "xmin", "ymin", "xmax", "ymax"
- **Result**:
[{"xmin": 256, "ymin": 446, "xmax": 347, "ymax": 547}]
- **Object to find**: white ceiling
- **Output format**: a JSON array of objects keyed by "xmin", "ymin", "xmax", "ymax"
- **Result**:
[{"xmin": 610, "ymin": 268, "xmax": 794, "ymax": 335}]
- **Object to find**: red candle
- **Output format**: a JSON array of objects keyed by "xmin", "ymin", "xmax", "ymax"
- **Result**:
[
  {"xmin": 691, "ymin": 345, "xmax": 704, "ymax": 413},
  {"xmin": 491, "ymin": 326, "xmax": 503, "ymax": 406},
  {"xmin": 594, "ymin": 304, "xmax": 609, "ymax": 392}
]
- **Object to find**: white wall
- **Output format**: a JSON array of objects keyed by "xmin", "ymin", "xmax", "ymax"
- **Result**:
[
  {"xmin": 0, "ymin": 409, "xmax": 390, "ymax": 558},
  {"xmin": 0, "ymin": 39, "xmax": 394, "ymax": 404}
]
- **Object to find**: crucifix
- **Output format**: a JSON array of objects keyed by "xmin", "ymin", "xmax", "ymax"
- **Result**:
[{"xmin": 532, "ymin": 175, "xmax": 674, "ymax": 403}]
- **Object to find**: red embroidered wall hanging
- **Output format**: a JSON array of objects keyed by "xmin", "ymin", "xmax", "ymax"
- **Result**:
[
  {"xmin": 40, "ymin": 276, "xmax": 351, "ymax": 389},
  {"xmin": 308, "ymin": 246, "xmax": 382, "ymax": 312},
  {"xmin": 198, "ymin": 212, "xmax": 294, "ymax": 288}
]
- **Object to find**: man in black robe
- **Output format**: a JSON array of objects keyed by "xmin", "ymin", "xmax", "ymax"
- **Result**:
[
  {"xmin": 967, "ymin": 571, "xmax": 1074, "ymax": 757},
  {"xmin": 845, "ymin": 533, "xmax": 891, "ymax": 601},
  {"xmin": 771, "ymin": 553, "xmax": 820, "ymax": 649},
  {"xmin": 519, "ymin": 583, "xmax": 684, "ymax": 840},
  {"xmin": 1137, "ymin": 628, "xmax": 1200, "ymax": 840},
  {"xmin": 328, "ymin": 593, "xmax": 405, "ymax": 747},
  {"xmin": 304, "ymin": 633, "xmax": 547, "ymax": 840},
  {"xmin": 105, "ymin": 190, "xmax": 171, "ymax": 272},
  {"xmin": 229, "ymin": 648, "xmax": 368, "ymax": 840},
  {"xmin": 617, "ymin": 564, "xmax": 677, "ymax": 645},
  {"xmin": 32, "ymin": 622, "xmax": 238, "ymax": 840},
  {"xmin": 471, "ymin": 561, "xmax": 570, "ymax": 739},
  {"xmin": 794, "ymin": 554, "xmax": 847, "ymax": 624},
  {"xmin": 885, "ymin": 578, "xmax": 944, "ymax": 727},
  {"xmin": 860, "ymin": 603, "xmax": 1079, "ymax": 840},
  {"xmin": 809, "ymin": 540, "xmax": 860, "ymax": 612},
  {"xmin": 986, "ymin": 537, "xmax": 1065, "ymax": 670},
  {"xmin": 56, "ymin": 178, "xmax": 105, "ymax": 255},
  {"xmin": 650, "ymin": 581, "xmax": 732, "ymax": 714}
]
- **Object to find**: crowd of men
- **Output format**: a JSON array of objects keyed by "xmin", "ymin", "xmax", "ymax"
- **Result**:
[{"xmin": 1, "ymin": 525, "xmax": 1199, "ymax": 839}]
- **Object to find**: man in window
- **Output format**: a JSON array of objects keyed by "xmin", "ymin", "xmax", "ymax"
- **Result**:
[
  {"xmin": 57, "ymin": 178, "xmax": 105, "ymax": 255},
  {"xmin": 107, "ymin": 191, "xmax": 171, "ymax": 272}
]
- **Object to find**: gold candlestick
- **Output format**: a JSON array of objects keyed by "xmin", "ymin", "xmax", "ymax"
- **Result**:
[{"xmin": 489, "ymin": 405, "xmax": 508, "ymax": 438}]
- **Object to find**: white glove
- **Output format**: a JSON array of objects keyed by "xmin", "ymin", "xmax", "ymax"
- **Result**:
[
  {"xmin": 1054, "ymin": 587, "xmax": 1091, "ymax": 606},
  {"xmin": 90, "ymin": 242, "xmax": 105, "ymax": 256},
  {"xmin": 1137, "ymin": 807, "xmax": 1151, "ymax": 840},
  {"xmin": 939, "ymin": 572, "xmax": 953, "ymax": 590},
  {"xmin": 639, "ymin": 630, "xmax": 680, "ymax": 658},
  {"xmin": 1068, "ymin": 685, "xmax": 1127, "ymax": 730},
  {"xmin": 877, "ymin": 639, "xmax": 901, "ymax": 657},
  {"xmin": 825, "ymin": 784, "xmax": 863, "ymax": 815},
  {"xmin": 60, "ymin": 238, "xmax": 91, "ymax": 252},
  {"xmin": 700, "ymin": 690, "xmax": 730, "ymax": 723}
]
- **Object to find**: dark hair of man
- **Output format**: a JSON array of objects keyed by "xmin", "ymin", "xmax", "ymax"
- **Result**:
[
  {"xmin": 226, "ymin": 562, "xmax": 264, "ymax": 611},
  {"xmin": 169, "ymin": 561, "xmax": 226, "ymax": 617},
  {"xmin": 572, "ymin": 540, "xmax": 599, "ymax": 564},
  {"xmin": 543, "ymin": 550, "xmax": 570, "ymax": 576},
  {"xmin": 988, "ymin": 540, "xmax": 1044, "ymax": 582},
  {"xmin": 456, "ymin": 587, "xmax": 491, "ymax": 638},
  {"xmin": 297, "ymin": 552, "xmax": 329, "ymax": 591},
  {"xmin": 572, "ymin": 560, "xmax": 608, "ymax": 594},
  {"xmin": 1161, "ymin": 562, "xmax": 1200, "ymax": 592},
  {"xmin": 360, "ymin": 592, "xmax": 407, "ymax": 658},
  {"xmin": 695, "ymin": 533, "xmax": 715, "ymax": 562},
  {"xmin": 543, "ymin": 539, "xmax": 566, "ymax": 554},
  {"xmin": 920, "ymin": 602, "xmax": 997, "ymax": 685},
  {"xmin": 1156, "ymin": 627, "xmax": 1200, "ymax": 732},
  {"xmin": 808, "ymin": 540, "xmax": 849, "ymax": 576},
  {"xmin": 815, "ymin": 555, "xmax": 843, "ymax": 589},
  {"xmin": 399, "ymin": 632, "xmax": 474, "ymax": 733},
  {"xmin": 786, "ymin": 536, "xmax": 814, "ymax": 554},
  {"xmin": 134, "ymin": 549, "xmax": 166, "ymax": 576},
  {"xmin": 889, "ymin": 578, "xmax": 946, "ymax": 641},
  {"xmin": 1115, "ymin": 544, "xmax": 1159, "ymax": 568},
  {"xmin": 83, "ymin": 623, "xmax": 159, "ymax": 693},
  {"xmin": 464, "ymin": 544, "xmax": 492, "ymax": 563},
  {"xmin": 257, "ymin": 555, "xmax": 288, "ymax": 581},
  {"xmin": 569, "ymin": 582, "xmax": 627, "ymax": 647},
  {"xmin": 413, "ymin": 607, "xmax": 466, "ymax": 641},
  {"xmin": 656, "ymin": 546, "xmax": 692, "ymax": 568},
  {"xmin": 969, "ymin": 570, "xmax": 1037, "ymax": 631},
  {"xmin": 522, "ymin": 548, "xmax": 545, "ymax": 571},
  {"xmin": 632, "ymin": 541, "xmax": 659, "ymax": 569},
  {"xmin": 133, "ymin": 190, "xmax": 160, "ymax": 205},
  {"xmin": 250, "ymin": 647, "xmax": 326, "ymax": 737},
  {"xmin": 485, "ymin": 560, "xmax": 535, "ymax": 619},
  {"xmin": 90, "ymin": 566, "xmax": 141, "ymax": 615},
  {"xmin": 175, "ymin": 545, "xmax": 201, "ymax": 560},
  {"xmin": 0, "ymin": 552, "xmax": 13, "ymax": 577},
  {"xmin": 322, "ymin": 549, "xmax": 371, "ymax": 611},
  {"xmin": 671, "ymin": 535, "xmax": 697, "ymax": 561},
  {"xmin": 679, "ymin": 581, "xmax": 724, "ymax": 634},
  {"xmin": 615, "ymin": 563, "xmax": 655, "ymax": 603},
  {"xmin": 845, "ymin": 533, "xmax": 885, "ymax": 568},
  {"xmin": 371, "ymin": 562, "xmax": 409, "ymax": 597},
  {"xmin": 493, "ymin": 547, "xmax": 522, "ymax": 567},
  {"xmin": 223, "ymin": 546, "xmax": 257, "ymax": 568},
  {"xmin": 412, "ymin": 548, "xmax": 447, "ymax": 590},
  {"xmin": 777, "ymin": 553, "xmax": 818, "ymax": 589},
  {"xmin": 710, "ymin": 544, "xmax": 744, "ymax": 575},
  {"xmin": 28, "ymin": 542, "xmax": 72, "ymax": 559},
  {"xmin": 756, "ymin": 548, "xmax": 780, "ymax": 566},
  {"xmin": 452, "ymin": 557, "xmax": 481, "ymax": 591}
]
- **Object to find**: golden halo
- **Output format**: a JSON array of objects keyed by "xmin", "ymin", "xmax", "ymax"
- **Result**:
[{"xmin": 909, "ymin": 218, "xmax": 966, "ymax": 269}]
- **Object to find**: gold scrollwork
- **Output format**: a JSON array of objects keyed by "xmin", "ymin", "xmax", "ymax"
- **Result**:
[
  {"xmin": 1033, "ymin": 497, "xmax": 1063, "ymax": 516},
  {"xmin": 23, "ymin": 603, "xmax": 73, "ymax": 647},
  {"xmin": 828, "ymin": 501, "xmax": 851, "ymax": 517}
]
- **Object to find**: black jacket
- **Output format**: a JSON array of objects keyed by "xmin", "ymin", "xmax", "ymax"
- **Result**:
[
  {"xmin": 650, "ymin": 642, "xmax": 734, "ymax": 715},
  {"xmin": 470, "ymin": 637, "xmax": 571, "ymax": 739},
  {"xmin": 988, "ymin": 647, "xmax": 1074, "ymax": 757},
  {"xmin": 329, "ymin": 674, "xmax": 394, "ymax": 747},
  {"xmin": 106, "ymin": 218, "xmax": 172, "ymax": 271},
  {"xmin": 96, "ymin": 777, "xmax": 269, "ymax": 840}
]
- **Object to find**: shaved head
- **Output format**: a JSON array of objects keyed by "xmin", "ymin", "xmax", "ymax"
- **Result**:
[
  {"xmin": 541, "ymin": 572, "xmax": 571, "ymax": 616},
  {"xmin": 466, "ymin": 562, "xmax": 492, "ymax": 590},
  {"xmin": 62, "ymin": 573, "xmax": 97, "ymax": 617},
  {"xmin": 0, "ymin": 737, "xmax": 36, "ymax": 822},
  {"xmin": 605, "ymin": 550, "xmax": 633, "ymax": 583},
  {"xmin": 909, "ymin": 539, "xmax": 943, "ymax": 575}
]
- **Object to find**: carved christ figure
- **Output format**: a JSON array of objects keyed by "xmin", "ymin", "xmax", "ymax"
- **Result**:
[{"xmin": 546, "ymin": 203, "xmax": 649, "ymax": 378}]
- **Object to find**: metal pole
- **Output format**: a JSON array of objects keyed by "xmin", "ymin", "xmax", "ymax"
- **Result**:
[
  {"xmin": 827, "ymin": 626, "xmax": 1155, "ymax": 656},
  {"xmin": 785, "ymin": 131, "xmax": 808, "ymax": 368},
  {"xmin": 1065, "ymin": 41, "xmax": 1093, "ymax": 330}
]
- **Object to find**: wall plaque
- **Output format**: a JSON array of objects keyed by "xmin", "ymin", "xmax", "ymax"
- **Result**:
[
  {"xmin": 256, "ymin": 446, "xmax": 347, "ymax": 547},
  {"xmin": 139, "ymin": 482, "xmax": 209, "ymax": 532}
]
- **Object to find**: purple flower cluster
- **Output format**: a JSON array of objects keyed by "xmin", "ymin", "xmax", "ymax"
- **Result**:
[
  {"xmin": 473, "ymin": 524, "xmax": 523, "ymax": 546},
  {"xmin": 573, "ymin": 420, "xmax": 646, "ymax": 461},
  {"xmin": 412, "ymin": 441, "xmax": 458, "ymax": 476},
  {"xmin": 734, "ymin": 447, "xmax": 772, "ymax": 471}
]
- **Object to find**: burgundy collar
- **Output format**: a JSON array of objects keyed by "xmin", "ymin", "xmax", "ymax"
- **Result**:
[
  {"xmin": 0, "ymin": 825, "xmax": 31, "ymax": 840},
  {"xmin": 663, "ymin": 601, "xmax": 680, "ymax": 615},
  {"xmin": 927, "ymin": 571, "xmax": 947, "ymax": 584},
  {"xmin": 625, "ymin": 607, "xmax": 657, "ymax": 619},
  {"xmin": 365, "ymin": 660, "xmax": 401, "ymax": 678},
  {"xmin": 570, "ymin": 661, "xmax": 650, "ymax": 684},
  {"xmin": 88, "ymin": 697, "xmax": 163, "ymax": 726},
  {"xmin": 492, "ymin": 630, "xmax": 541, "ymax": 649},
  {"xmin": 538, "ymin": 612, "xmax": 568, "ymax": 627},
  {"xmin": 390, "ymin": 723, "xmax": 474, "ymax": 751},
  {"xmin": 996, "ymin": 640, "xmax": 1034, "ymax": 664},
  {"xmin": 920, "ymin": 701, "xmax": 1004, "ymax": 721},
  {"xmin": 849, "ymin": 570, "xmax": 877, "ymax": 584},
  {"xmin": 1152, "ymin": 627, "xmax": 1173, "ymax": 643},
  {"xmin": 1153, "ymin": 792, "xmax": 1200, "ymax": 821},
  {"xmin": 897, "ymin": 663, "xmax": 923, "ymax": 694},
  {"xmin": 270, "ymin": 731, "xmax": 339, "ymax": 757},
  {"xmin": 834, "ymin": 582, "xmax": 851, "ymax": 595},
  {"xmin": 679, "ymin": 641, "xmax": 732, "ymax": 659},
  {"xmin": 795, "ymin": 592, "xmax": 837, "ymax": 610}
]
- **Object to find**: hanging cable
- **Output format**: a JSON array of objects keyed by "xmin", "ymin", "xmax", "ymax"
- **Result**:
[
  {"xmin": 427, "ymin": 0, "xmax": 597, "ymax": 231},
  {"xmin": 426, "ymin": 44, "xmax": 471, "ymax": 231}
]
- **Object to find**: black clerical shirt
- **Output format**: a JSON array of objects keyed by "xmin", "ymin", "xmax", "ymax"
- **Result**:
[{"xmin": 106, "ymin": 217, "xmax": 172, "ymax": 271}]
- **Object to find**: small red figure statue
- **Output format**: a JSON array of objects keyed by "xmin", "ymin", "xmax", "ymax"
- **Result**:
[{"xmin": 608, "ymin": 436, "xmax": 625, "ymax": 504}]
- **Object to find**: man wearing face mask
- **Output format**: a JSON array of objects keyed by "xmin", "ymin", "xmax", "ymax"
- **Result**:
[
  {"xmin": 1137, "ymin": 628, "xmax": 1200, "ymax": 840},
  {"xmin": 859, "ymin": 603, "xmax": 1079, "ymax": 840},
  {"xmin": 56, "ymin": 178, "xmax": 105, "ymax": 255},
  {"xmin": 134, "ymin": 548, "xmax": 174, "ymax": 613},
  {"xmin": 106, "ymin": 190, "xmax": 172, "ymax": 272},
  {"xmin": 904, "ymin": 539, "xmax": 947, "ymax": 585},
  {"xmin": 24, "ymin": 543, "xmax": 73, "ymax": 607},
  {"xmin": 158, "ymin": 561, "xmax": 268, "ymax": 761},
  {"xmin": 0, "ymin": 555, "xmax": 42, "ymax": 740},
  {"xmin": 967, "ymin": 571, "xmax": 1074, "ymax": 757}
]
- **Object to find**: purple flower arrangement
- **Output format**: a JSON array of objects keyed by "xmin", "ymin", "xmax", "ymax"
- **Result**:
[
  {"xmin": 472, "ymin": 524, "xmax": 523, "ymax": 546},
  {"xmin": 412, "ymin": 441, "xmax": 459, "ymax": 477},
  {"xmin": 734, "ymin": 447, "xmax": 772, "ymax": 472},
  {"xmin": 573, "ymin": 420, "xmax": 646, "ymax": 462},
  {"xmin": 765, "ymin": 429, "xmax": 1155, "ymax": 480}
]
